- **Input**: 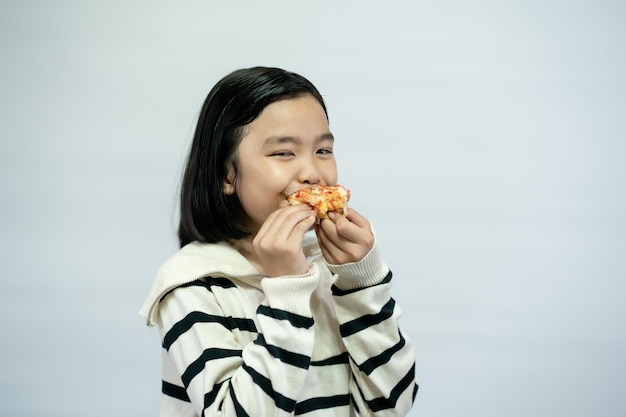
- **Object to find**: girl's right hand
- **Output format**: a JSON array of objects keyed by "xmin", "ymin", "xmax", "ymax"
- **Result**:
[{"xmin": 253, "ymin": 205, "xmax": 317, "ymax": 277}]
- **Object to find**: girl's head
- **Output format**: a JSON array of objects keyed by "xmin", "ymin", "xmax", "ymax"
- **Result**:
[{"xmin": 178, "ymin": 66, "xmax": 329, "ymax": 247}]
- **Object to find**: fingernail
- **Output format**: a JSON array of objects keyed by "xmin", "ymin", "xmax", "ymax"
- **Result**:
[{"xmin": 328, "ymin": 211, "xmax": 336, "ymax": 219}]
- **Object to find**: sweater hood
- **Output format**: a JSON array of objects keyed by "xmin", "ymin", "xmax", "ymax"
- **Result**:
[{"xmin": 139, "ymin": 233, "xmax": 322, "ymax": 326}]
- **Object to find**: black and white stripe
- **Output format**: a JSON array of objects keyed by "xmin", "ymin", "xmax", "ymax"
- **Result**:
[{"xmin": 156, "ymin": 269, "xmax": 416, "ymax": 416}]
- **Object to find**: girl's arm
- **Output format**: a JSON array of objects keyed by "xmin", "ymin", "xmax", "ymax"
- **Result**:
[
  {"xmin": 158, "ymin": 268, "xmax": 320, "ymax": 417},
  {"xmin": 317, "ymin": 209, "xmax": 418, "ymax": 415},
  {"xmin": 328, "ymin": 245, "xmax": 418, "ymax": 416}
]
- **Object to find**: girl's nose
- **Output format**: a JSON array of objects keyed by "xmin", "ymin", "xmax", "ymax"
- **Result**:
[{"xmin": 299, "ymin": 158, "xmax": 322, "ymax": 184}]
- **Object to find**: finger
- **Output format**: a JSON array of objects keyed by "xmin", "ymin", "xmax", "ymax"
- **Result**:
[
  {"xmin": 256, "ymin": 205, "xmax": 315, "ymax": 245},
  {"xmin": 315, "ymin": 224, "xmax": 342, "ymax": 264},
  {"xmin": 324, "ymin": 212, "xmax": 371, "ymax": 244},
  {"xmin": 317, "ymin": 223, "xmax": 368, "ymax": 265},
  {"xmin": 291, "ymin": 212, "xmax": 317, "ymax": 238},
  {"xmin": 269, "ymin": 212, "xmax": 315, "ymax": 244},
  {"xmin": 342, "ymin": 208, "xmax": 372, "ymax": 229},
  {"xmin": 258, "ymin": 204, "xmax": 313, "ymax": 235},
  {"xmin": 317, "ymin": 218, "xmax": 364, "ymax": 256},
  {"xmin": 317, "ymin": 216, "xmax": 344, "ymax": 245}
]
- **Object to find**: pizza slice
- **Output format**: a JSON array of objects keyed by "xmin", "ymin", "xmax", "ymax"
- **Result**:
[{"xmin": 287, "ymin": 184, "xmax": 351, "ymax": 219}]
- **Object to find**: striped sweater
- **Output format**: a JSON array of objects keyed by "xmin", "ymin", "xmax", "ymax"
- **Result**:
[{"xmin": 140, "ymin": 234, "xmax": 417, "ymax": 416}]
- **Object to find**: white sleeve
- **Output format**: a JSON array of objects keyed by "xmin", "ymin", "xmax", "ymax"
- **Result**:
[{"xmin": 328, "ymin": 244, "xmax": 418, "ymax": 416}]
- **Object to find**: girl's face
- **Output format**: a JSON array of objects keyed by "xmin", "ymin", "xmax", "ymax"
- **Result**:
[{"xmin": 224, "ymin": 94, "xmax": 337, "ymax": 234}]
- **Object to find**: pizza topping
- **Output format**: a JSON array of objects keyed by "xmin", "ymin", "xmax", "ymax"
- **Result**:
[{"xmin": 287, "ymin": 184, "xmax": 351, "ymax": 219}]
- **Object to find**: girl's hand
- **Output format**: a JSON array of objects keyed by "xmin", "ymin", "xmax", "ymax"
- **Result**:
[
  {"xmin": 315, "ymin": 208, "xmax": 374, "ymax": 265},
  {"xmin": 253, "ymin": 205, "xmax": 317, "ymax": 277}
]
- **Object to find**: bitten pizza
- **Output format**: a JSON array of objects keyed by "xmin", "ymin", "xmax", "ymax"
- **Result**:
[{"xmin": 287, "ymin": 184, "xmax": 351, "ymax": 219}]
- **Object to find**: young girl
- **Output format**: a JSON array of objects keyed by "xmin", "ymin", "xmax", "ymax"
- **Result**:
[{"xmin": 140, "ymin": 67, "xmax": 417, "ymax": 417}]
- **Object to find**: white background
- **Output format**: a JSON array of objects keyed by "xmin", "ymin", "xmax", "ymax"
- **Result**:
[{"xmin": 1, "ymin": 1, "xmax": 625, "ymax": 416}]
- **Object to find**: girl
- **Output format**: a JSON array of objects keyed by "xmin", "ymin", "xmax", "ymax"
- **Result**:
[{"xmin": 140, "ymin": 67, "xmax": 417, "ymax": 417}]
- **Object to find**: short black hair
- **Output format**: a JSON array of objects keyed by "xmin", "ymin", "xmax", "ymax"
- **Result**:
[{"xmin": 178, "ymin": 66, "xmax": 328, "ymax": 247}]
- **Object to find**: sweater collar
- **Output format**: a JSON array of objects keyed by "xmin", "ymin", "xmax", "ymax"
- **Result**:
[
  {"xmin": 139, "ymin": 240, "xmax": 261, "ymax": 325},
  {"xmin": 139, "ymin": 233, "xmax": 322, "ymax": 326}
]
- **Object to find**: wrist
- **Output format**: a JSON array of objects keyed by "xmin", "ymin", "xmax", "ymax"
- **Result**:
[{"xmin": 326, "ymin": 243, "xmax": 389, "ymax": 290}]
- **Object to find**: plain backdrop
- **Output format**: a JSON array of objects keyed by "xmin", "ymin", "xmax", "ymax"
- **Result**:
[{"xmin": 1, "ymin": 1, "xmax": 625, "ymax": 416}]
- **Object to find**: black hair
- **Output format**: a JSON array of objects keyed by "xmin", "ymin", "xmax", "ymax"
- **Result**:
[{"xmin": 178, "ymin": 66, "xmax": 328, "ymax": 247}]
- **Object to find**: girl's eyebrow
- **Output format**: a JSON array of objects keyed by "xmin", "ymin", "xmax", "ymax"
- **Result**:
[
  {"xmin": 319, "ymin": 133, "xmax": 335, "ymax": 142},
  {"xmin": 262, "ymin": 133, "xmax": 334, "ymax": 147}
]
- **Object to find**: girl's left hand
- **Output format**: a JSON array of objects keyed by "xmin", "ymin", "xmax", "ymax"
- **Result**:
[{"xmin": 315, "ymin": 208, "xmax": 375, "ymax": 265}]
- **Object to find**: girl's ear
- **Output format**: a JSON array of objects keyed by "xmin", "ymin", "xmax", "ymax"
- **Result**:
[{"xmin": 223, "ymin": 166, "xmax": 236, "ymax": 195}]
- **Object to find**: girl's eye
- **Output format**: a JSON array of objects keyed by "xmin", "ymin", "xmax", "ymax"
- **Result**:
[
  {"xmin": 317, "ymin": 148, "xmax": 333, "ymax": 155},
  {"xmin": 271, "ymin": 151, "xmax": 295, "ymax": 157}
]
